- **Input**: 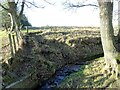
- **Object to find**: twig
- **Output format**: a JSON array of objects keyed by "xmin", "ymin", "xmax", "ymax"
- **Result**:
[
  {"xmin": 25, "ymin": 1, "xmax": 44, "ymax": 8},
  {"xmin": 43, "ymin": 0, "xmax": 55, "ymax": 5}
]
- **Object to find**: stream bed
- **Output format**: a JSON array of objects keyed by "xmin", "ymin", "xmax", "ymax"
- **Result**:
[{"xmin": 37, "ymin": 62, "xmax": 86, "ymax": 90}]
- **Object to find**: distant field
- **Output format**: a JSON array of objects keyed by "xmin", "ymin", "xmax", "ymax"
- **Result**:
[
  {"xmin": 0, "ymin": 26, "xmax": 118, "ymax": 44},
  {"xmin": 0, "ymin": 26, "xmax": 118, "ymax": 63}
]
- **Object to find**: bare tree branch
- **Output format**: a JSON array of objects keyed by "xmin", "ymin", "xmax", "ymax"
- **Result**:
[
  {"xmin": 70, "ymin": 4, "xmax": 98, "ymax": 7},
  {"xmin": 25, "ymin": 1, "xmax": 45, "ymax": 8},
  {"xmin": 43, "ymin": 0, "xmax": 55, "ymax": 5},
  {"xmin": 66, "ymin": 3, "xmax": 98, "ymax": 8},
  {"xmin": 18, "ymin": 0, "xmax": 25, "ymax": 19},
  {"xmin": 63, "ymin": 1, "xmax": 98, "ymax": 9},
  {"xmin": 24, "ymin": 3, "xmax": 32, "ymax": 8},
  {"xmin": 16, "ymin": 0, "xmax": 20, "ymax": 5}
]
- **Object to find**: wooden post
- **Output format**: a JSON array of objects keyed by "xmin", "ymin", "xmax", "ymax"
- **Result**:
[
  {"xmin": 15, "ymin": 31, "xmax": 19, "ymax": 46},
  {"xmin": 26, "ymin": 26, "xmax": 28, "ymax": 34},
  {"xmin": 51, "ymin": 26, "xmax": 52, "ymax": 31},
  {"xmin": 12, "ymin": 34, "xmax": 17, "ymax": 53},
  {"xmin": 118, "ymin": 25, "xmax": 120, "ymax": 42},
  {"xmin": 8, "ymin": 33, "xmax": 14, "ymax": 56}
]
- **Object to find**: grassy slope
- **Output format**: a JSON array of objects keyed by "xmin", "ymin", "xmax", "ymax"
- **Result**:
[
  {"xmin": 0, "ymin": 31, "xmax": 8, "ymax": 47},
  {"xmin": 0, "ymin": 31, "xmax": 11, "ymax": 63},
  {"xmin": 59, "ymin": 57, "xmax": 120, "ymax": 89},
  {"xmin": 1, "ymin": 28, "xmax": 101, "ymax": 88},
  {"xmin": 1, "ymin": 27, "xmax": 119, "ymax": 89},
  {"xmin": 0, "ymin": 29, "xmax": 39, "ymax": 62}
]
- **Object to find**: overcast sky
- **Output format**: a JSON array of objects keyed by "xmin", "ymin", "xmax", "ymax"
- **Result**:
[{"xmin": 23, "ymin": 0, "xmax": 118, "ymax": 27}]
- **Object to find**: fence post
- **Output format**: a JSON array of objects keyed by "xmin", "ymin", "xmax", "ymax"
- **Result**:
[
  {"xmin": 12, "ymin": 34, "xmax": 17, "ymax": 53},
  {"xmin": 15, "ymin": 31, "xmax": 19, "ymax": 46},
  {"xmin": 8, "ymin": 33, "xmax": 14, "ymax": 56},
  {"xmin": 26, "ymin": 26, "xmax": 28, "ymax": 34}
]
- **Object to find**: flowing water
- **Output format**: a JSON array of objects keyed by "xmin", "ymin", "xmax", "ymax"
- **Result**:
[{"xmin": 37, "ymin": 63, "xmax": 86, "ymax": 90}]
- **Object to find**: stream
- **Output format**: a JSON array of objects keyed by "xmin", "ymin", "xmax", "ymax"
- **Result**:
[{"xmin": 37, "ymin": 62, "xmax": 86, "ymax": 90}]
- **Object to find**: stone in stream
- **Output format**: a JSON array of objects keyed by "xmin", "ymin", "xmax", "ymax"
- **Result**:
[
  {"xmin": 57, "ymin": 76, "xmax": 64, "ymax": 80},
  {"xmin": 52, "ymin": 76, "xmax": 65, "ymax": 86},
  {"xmin": 40, "ymin": 83, "xmax": 53, "ymax": 90},
  {"xmin": 69, "ymin": 65, "xmax": 81, "ymax": 72},
  {"xmin": 55, "ymin": 70, "xmax": 66, "ymax": 76},
  {"xmin": 63, "ymin": 65, "xmax": 81, "ymax": 73}
]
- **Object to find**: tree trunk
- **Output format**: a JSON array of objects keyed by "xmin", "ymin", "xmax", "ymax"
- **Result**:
[
  {"xmin": 8, "ymin": 2, "xmax": 23, "ymax": 46},
  {"xmin": 97, "ymin": 0, "xmax": 119, "ymax": 79},
  {"xmin": 118, "ymin": 26, "xmax": 120, "ymax": 43}
]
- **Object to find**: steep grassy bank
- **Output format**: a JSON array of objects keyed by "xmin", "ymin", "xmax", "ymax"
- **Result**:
[{"xmin": 58, "ymin": 57, "xmax": 120, "ymax": 89}]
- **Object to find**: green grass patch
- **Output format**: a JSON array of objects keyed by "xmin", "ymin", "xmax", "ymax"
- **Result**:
[
  {"xmin": 59, "ymin": 57, "xmax": 120, "ymax": 88},
  {"xmin": 0, "ymin": 30, "xmax": 8, "ymax": 47},
  {"xmin": 0, "ymin": 30, "xmax": 8, "ymax": 38},
  {"xmin": 21, "ymin": 29, "xmax": 42, "ymax": 35}
]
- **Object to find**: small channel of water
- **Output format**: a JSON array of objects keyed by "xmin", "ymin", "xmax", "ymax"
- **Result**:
[{"xmin": 37, "ymin": 63, "xmax": 86, "ymax": 90}]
